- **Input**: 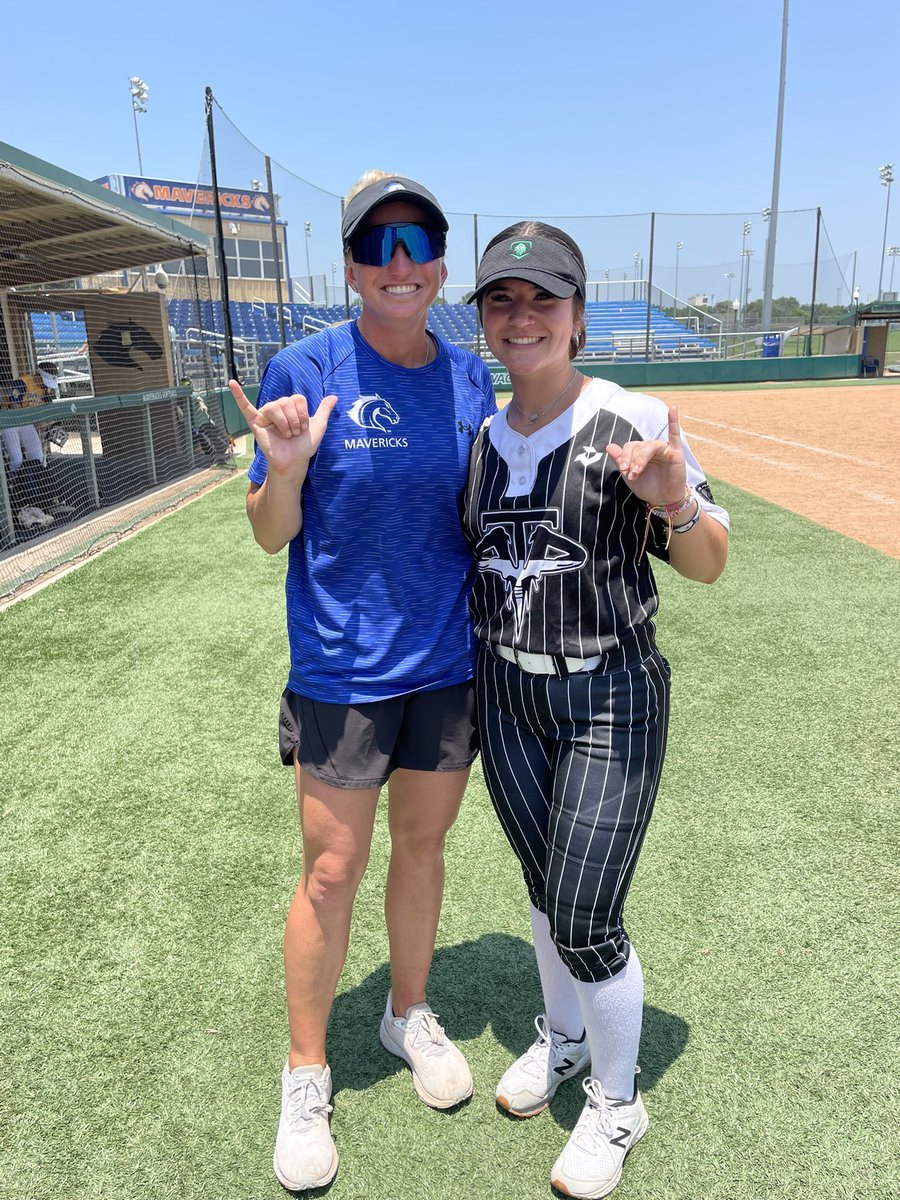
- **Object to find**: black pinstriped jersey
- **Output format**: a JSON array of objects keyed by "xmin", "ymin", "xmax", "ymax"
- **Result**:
[{"xmin": 463, "ymin": 378, "xmax": 730, "ymax": 659}]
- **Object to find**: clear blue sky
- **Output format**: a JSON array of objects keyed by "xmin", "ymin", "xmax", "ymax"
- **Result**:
[{"xmin": 5, "ymin": 0, "xmax": 897, "ymax": 303}]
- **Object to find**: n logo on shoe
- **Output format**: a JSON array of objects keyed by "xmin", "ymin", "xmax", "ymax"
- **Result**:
[
  {"xmin": 608, "ymin": 1126, "xmax": 632, "ymax": 1149},
  {"xmin": 553, "ymin": 1057, "xmax": 576, "ymax": 1076}
]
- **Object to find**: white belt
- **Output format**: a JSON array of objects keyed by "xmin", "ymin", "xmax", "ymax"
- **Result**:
[{"xmin": 494, "ymin": 643, "xmax": 603, "ymax": 676}]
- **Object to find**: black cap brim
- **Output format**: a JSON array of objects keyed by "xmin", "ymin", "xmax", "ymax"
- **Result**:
[
  {"xmin": 466, "ymin": 268, "xmax": 579, "ymax": 304},
  {"xmin": 342, "ymin": 176, "xmax": 448, "ymax": 241},
  {"xmin": 467, "ymin": 232, "xmax": 586, "ymax": 304}
]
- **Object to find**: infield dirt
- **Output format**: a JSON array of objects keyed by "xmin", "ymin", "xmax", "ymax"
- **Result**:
[{"xmin": 667, "ymin": 383, "xmax": 899, "ymax": 558}]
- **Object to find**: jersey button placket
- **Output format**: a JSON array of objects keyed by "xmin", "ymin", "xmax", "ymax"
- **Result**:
[{"xmin": 519, "ymin": 439, "xmax": 533, "ymax": 488}]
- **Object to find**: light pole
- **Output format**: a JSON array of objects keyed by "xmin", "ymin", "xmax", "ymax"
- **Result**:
[
  {"xmin": 742, "ymin": 248, "xmax": 754, "ymax": 325},
  {"xmin": 739, "ymin": 221, "xmax": 751, "ymax": 324},
  {"xmin": 331, "ymin": 261, "xmax": 337, "ymax": 304},
  {"xmin": 674, "ymin": 241, "xmax": 683, "ymax": 314},
  {"xmin": 888, "ymin": 246, "xmax": 900, "ymax": 296},
  {"xmin": 878, "ymin": 164, "xmax": 894, "ymax": 299},
  {"xmin": 304, "ymin": 221, "xmax": 313, "ymax": 302},
  {"xmin": 128, "ymin": 76, "xmax": 149, "ymax": 174},
  {"xmin": 762, "ymin": 0, "xmax": 788, "ymax": 330},
  {"xmin": 724, "ymin": 271, "xmax": 736, "ymax": 301},
  {"xmin": 633, "ymin": 252, "xmax": 640, "ymax": 301}
]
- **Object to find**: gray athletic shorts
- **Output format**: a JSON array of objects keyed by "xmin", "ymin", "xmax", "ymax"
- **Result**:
[{"xmin": 279, "ymin": 681, "xmax": 477, "ymax": 789}]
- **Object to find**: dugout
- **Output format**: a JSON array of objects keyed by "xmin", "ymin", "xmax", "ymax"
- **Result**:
[
  {"xmin": 851, "ymin": 301, "xmax": 900, "ymax": 376},
  {"xmin": 0, "ymin": 141, "xmax": 223, "ymax": 593}
]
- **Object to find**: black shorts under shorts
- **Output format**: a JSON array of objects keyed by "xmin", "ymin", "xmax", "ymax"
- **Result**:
[{"xmin": 278, "ymin": 680, "xmax": 478, "ymax": 789}]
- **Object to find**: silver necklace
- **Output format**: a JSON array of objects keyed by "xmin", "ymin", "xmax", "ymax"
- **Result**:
[{"xmin": 510, "ymin": 369, "xmax": 578, "ymax": 426}]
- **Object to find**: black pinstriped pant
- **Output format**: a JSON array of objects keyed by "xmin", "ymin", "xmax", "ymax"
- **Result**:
[{"xmin": 476, "ymin": 630, "xmax": 670, "ymax": 983}]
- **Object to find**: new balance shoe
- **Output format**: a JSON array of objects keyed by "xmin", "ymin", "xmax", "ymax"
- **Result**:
[
  {"xmin": 273, "ymin": 1062, "xmax": 338, "ymax": 1191},
  {"xmin": 496, "ymin": 1014, "xmax": 590, "ymax": 1117},
  {"xmin": 18, "ymin": 506, "xmax": 53, "ymax": 529},
  {"xmin": 551, "ymin": 1077, "xmax": 648, "ymax": 1198},
  {"xmin": 379, "ymin": 992, "xmax": 473, "ymax": 1109},
  {"xmin": 17, "ymin": 508, "xmax": 39, "ymax": 530}
]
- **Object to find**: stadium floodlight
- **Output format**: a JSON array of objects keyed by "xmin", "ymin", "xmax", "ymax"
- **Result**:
[
  {"xmin": 128, "ymin": 76, "xmax": 149, "ymax": 174},
  {"xmin": 762, "ymin": 207, "xmax": 771, "ymax": 220},
  {"xmin": 877, "ymin": 164, "xmax": 894, "ymax": 299},
  {"xmin": 888, "ymin": 245, "xmax": 900, "ymax": 295},
  {"xmin": 724, "ymin": 271, "xmax": 736, "ymax": 301},
  {"xmin": 251, "ymin": 179, "xmax": 262, "ymax": 192},
  {"xmin": 674, "ymin": 241, "xmax": 684, "ymax": 313}
]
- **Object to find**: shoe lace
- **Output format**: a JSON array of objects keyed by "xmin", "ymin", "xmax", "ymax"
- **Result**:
[
  {"xmin": 285, "ymin": 1076, "xmax": 333, "ymax": 1131},
  {"xmin": 406, "ymin": 1008, "xmax": 447, "ymax": 1055},
  {"xmin": 519, "ymin": 1015, "xmax": 570, "ymax": 1079},
  {"xmin": 573, "ymin": 1078, "xmax": 617, "ymax": 1147}
]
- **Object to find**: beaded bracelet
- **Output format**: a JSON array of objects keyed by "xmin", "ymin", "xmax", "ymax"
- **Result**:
[
  {"xmin": 638, "ymin": 486, "xmax": 697, "ymax": 560},
  {"xmin": 671, "ymin": 497, "xmax": 702, "ymax": 535},
  {"xmin": 650, "ymin": 485, "xmax": 693, "ymax": 520}
]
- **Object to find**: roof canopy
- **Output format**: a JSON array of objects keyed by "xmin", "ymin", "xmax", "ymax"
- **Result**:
[
  {"xmin": 855, "ymin": 300, "xmax": 900, "ymax": 322},
  {"xmin": 0, "ymin": 141, "xmax": 207, "ymax": 289}
]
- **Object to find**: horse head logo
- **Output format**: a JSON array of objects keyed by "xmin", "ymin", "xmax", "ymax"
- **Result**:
[
  {"xmin": 347, "ymin": 393, "xmax": 401, "ymax": 433},
  {"xmin": 94, "ymin": 320, "xmax": 164, "ymax": 371}
]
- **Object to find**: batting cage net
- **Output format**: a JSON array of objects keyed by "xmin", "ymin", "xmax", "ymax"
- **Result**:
[
  {"xmin": 205, "ymin": 93, "xmax": 857, "ymax": 373},
  {"xmin": 0, "ymin": 141, "xmax": 235, "ymax": 601}
]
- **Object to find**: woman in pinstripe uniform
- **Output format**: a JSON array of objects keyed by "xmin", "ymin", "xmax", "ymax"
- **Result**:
[{"xmin": 463, "ymin": 223, "xmax": 729, "ymax": 1198}]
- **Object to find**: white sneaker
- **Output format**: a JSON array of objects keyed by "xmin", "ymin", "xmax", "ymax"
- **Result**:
[
  {"xmin": 17, "ymin": 506, "xmax": 53, "ymax": 529},
  {"xmin": 551, "ymin": 1078, "xmax": 648, "ymax": 1198},
  {"xmin": 496, "ymin": 1014, "xmax": 590, "ymax": 1117},
  {"xmin": 379, "ymin": 991, "xmax": 473, "ymax": 1109},
  {"xmin": 273, "ymin": 1063, "xmax": 338, "ymax": 1191}
]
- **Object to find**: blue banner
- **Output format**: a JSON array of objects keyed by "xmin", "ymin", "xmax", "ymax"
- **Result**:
[{"xmin": 96, "ymin": 175, "xmax": 277, "ymax": 223}]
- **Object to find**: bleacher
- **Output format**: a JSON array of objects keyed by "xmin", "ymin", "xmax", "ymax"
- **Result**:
[
  {"xmin": 30, "ymin": 311, "xmax": 87, "ymax": 343},
  {"xmin": 583, "ymin": 302, "xmax": 716, "ymax": 361},
  {"xmin": 164, "ymin": 299, "xmax": 716, "ymax": 363}
]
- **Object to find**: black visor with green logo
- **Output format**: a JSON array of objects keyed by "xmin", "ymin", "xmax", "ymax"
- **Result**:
[{"xmin": 467, "ymin": 234, "xmax": 586, "ymax": 304}]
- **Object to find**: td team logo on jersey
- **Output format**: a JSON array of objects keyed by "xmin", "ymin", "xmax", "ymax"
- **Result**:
[{"xmin": 476, "ymin": 508, "xmax": 587, "ymax": 639}]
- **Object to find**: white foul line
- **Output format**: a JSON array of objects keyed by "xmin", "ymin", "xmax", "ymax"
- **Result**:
[
  {"xmin": 686, "ymin": 433, "xmax": 898, "ymax": 508},
  {"xmin": 685, "ymin": 432, "xmax": 806, "ymax": 473},
  {"xmin": 682, "ymin": 415, "xmax": 885, "ymax": 469}
]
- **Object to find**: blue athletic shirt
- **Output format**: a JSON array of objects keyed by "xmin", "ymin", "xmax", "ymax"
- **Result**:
[{"xmin": 248, "ymin": 322, "xmax": 496, "ymax": 703}]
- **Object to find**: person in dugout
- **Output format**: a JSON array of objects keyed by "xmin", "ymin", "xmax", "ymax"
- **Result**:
[{"xmin": 1, "ymin": 361, "xmax": 74, "ymax": 530}]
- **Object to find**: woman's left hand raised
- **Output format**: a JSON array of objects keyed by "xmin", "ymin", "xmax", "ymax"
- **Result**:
[{"xmin": 606, "ymin": 405, "xmax": 688, "ymax": 507}]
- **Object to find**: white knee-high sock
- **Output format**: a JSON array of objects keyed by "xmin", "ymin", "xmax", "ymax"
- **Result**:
[
  {"xmin": 573, "ymin": 947, "xmax": 644, "ymax": 1101},
  {"xmin": 530, "ymin": 904, "xmax": 584, "ymax": 1041}
]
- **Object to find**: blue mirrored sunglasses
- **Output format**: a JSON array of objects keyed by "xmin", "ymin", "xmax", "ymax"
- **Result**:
[{"xmin": 348, "ymin": 223, "xmax": 446, "ymax": 267}]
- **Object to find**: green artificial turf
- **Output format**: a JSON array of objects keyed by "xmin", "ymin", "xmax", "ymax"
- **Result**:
[{"xmin": 1, "ymin": 477, "xmax": 897, "ymax": 1200}]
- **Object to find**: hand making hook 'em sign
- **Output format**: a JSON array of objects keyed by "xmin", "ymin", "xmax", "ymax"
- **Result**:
[
  {"xmin": 228, "ymin": 378, "xmax": 337, "ymax": 476},
  {"xmin": 606, "ymin": 404, "xmax": 688, "ymax": 508}
]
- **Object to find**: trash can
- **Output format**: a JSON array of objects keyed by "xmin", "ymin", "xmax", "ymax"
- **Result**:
[{"xmin": 761, "ymin": 334, "xmax": 781, "ymax": 358}]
